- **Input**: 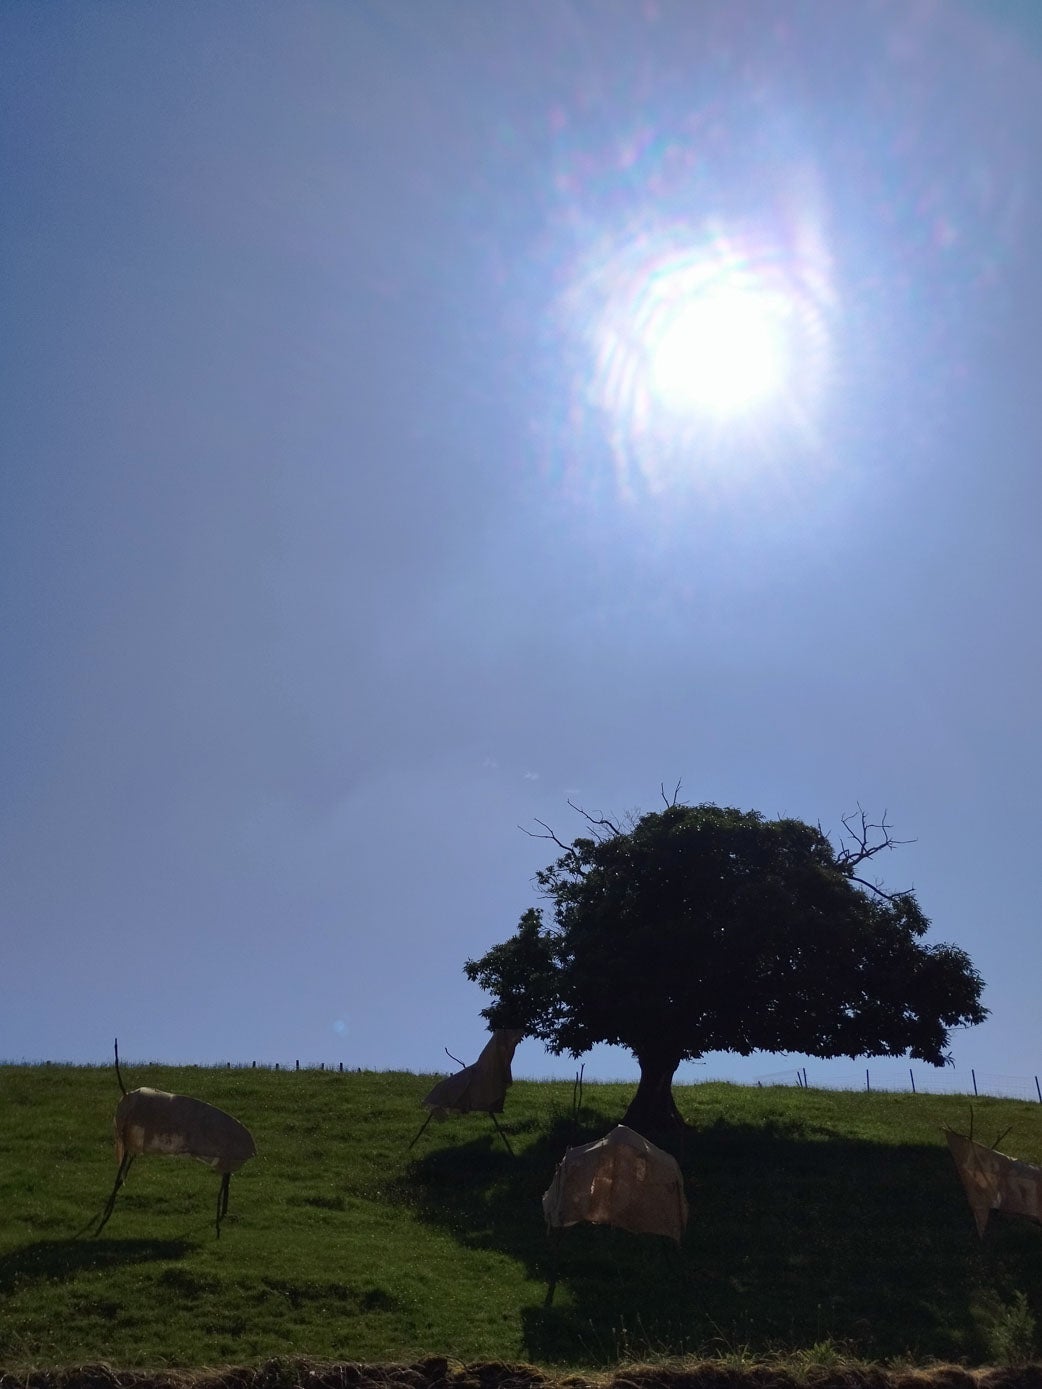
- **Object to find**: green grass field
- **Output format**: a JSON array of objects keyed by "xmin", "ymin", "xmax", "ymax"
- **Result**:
[{"xmin": 2, "ymin": 1064, "xmax": 1042, "ymax": 1373}]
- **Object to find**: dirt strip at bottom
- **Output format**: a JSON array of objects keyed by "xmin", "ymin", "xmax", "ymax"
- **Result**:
[{"xmin": 5, "ymin": 1359, "xmax": 1042, "ymax": 1389}]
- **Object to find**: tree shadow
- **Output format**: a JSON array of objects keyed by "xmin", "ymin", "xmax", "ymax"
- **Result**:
[
  {"xmin": 0, "ymin": 1237, "xmax": 193, "ymax": 1295},
  {"xmin": 391, "ymin": 1107, "xmax": 1036, "ymax": 1366}
]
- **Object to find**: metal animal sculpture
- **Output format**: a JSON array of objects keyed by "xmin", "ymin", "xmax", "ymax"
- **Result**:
[
  {"xmin": 946, "ymin": 1128, "xmax": 1042, "ymax": 1237},
  {"xmin": 95, "ymin": 1039, "xmax": 256, "ymax": 1238},
  {"xmin": 410, "ymin": 1029, "xmax": 524, "ymax": 1153},
  {"xmin": 541, "ymin": 1124, "xmax": 688, "ymax": 1304}
]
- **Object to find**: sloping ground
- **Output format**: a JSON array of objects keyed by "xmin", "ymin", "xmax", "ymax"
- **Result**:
[
  {"xmin": 5, "ymin": 1067, "xmax": 1042, "ymax": 1370},
  {"xmin": 5, "ymin": 1359, "xmax": 1042, "ymax": 1389}
]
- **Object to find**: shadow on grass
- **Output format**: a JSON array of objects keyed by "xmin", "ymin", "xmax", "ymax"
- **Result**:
[
  {"xmin": 0, "ymin": 1237, "xmax": 192, "ymax": 1294},
  {"xmin": 393, "ymin": 1107, "xmax": 1042, "ymax": 1366}
]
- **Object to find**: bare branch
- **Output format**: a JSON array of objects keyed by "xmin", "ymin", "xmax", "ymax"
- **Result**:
[
  {"xmin": 520, "ymin": 819, "xmax": 575, "ymax": 855},
  {"xmin": 566, "ymin": 798, "xmax": 622, "ymax": 841},
  {"xmin": 522, "ymin": 799, "xmax": 626, "ymax": 869},
  {"xmin": 660, "ymin": 779, "xmax": 683, "ymax": 808},
  {"xmin": 444, "ymin": 1047, "xmax": 465, "ymax": 1070},
  {"xmin": 846, "ymin": 872, "xmax": 913, "ymax": 903},
  {"xmin": 521, "ymin": 818, "xmax": 591, "ymax": 883},
  {"xmin": 833, "ymin": 804, "xmax": 915, "ymax": 875}
]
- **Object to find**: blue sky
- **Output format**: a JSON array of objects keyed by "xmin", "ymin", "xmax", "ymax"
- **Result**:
[{"xmin": 3, "ymin": 1, "xmax": 1041, "ymax": 1096}]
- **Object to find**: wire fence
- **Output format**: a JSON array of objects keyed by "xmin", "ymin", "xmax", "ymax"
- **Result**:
[
  {"xmin": 10, "ymin": 1057, "xmax": 1042, "ymax": 1103},
  {"xmin": 3, "ymin": 1057, "xmax": 371, "ymax": 1074},
  {"xmin": 746, "ymin": 1064, "xmax": 1042, "ymax": 1102}
]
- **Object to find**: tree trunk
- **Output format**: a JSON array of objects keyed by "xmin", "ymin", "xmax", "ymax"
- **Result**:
[{"xmin": 622, "ymin": 1052, "xmax": 685, "ymax": 1136}]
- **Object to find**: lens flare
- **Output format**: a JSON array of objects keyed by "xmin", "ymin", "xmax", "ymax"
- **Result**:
[
  {"xmin": 646, "ymin": 273, "xmax": 787, "ymax": 418},
  {"xmin": 561, "ymin": 214, "xmax": 835, "ymax": 499}
]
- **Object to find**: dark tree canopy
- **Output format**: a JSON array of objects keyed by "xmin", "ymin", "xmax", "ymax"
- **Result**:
[{"xmin": 464, "ymin": 799, "xmax": 987, "ymax": 1133}]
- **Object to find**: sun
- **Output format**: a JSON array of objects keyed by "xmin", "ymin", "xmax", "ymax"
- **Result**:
[
  {"xmin": 646, "ymin": 277, "xmax": 788, "ymax": 420},
  {"xmin": 562, "ymin": 218, "xmax": 833, "ymax": 495}
]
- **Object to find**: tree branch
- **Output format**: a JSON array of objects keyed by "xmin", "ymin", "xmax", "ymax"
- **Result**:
[
  {"xmin": 565, "ymin": 799, "xmax": 622, "ymax": 841},
  {"xmin": 520, "ymin": 819, "xmax": 575, "ymax": 855},
  {"xmin": 846, "ymin": 872, "xmax": 912, "ymax": 903},
  {"xmin": 521, "ymin": 798, "xmax": 627, "ymax": 872},
  {"xmin": 821, "ymin": 805, "xmax": 916, "ymax": 901},
  {"xmin": 833, "ymin": 804, "xmax": 915, "ymax": 872}
]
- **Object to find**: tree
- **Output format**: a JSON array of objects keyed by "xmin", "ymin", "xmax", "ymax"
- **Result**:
[{"xmin": 464, "ymin": 795, "xmax": 987, "ymax": 1134}]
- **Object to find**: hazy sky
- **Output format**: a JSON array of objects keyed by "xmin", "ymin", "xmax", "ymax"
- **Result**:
[{"xmin": 4, "ymin": 1, "xmax": 1041, "ymax": 1096}]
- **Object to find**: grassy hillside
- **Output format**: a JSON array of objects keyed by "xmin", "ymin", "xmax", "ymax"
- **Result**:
[{"xmin": 2, "ymin": 1064, "xmax": 1042, "ymax": 1372}]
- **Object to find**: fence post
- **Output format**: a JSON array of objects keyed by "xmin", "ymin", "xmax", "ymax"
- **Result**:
[
  {"xmin": 866, "ymin": 1069, "xmax": 870, "ymax": 1092},
  {"xmin": 320, "ymin": 1062, "xmax": 324, "ymax": 1071},
  {"xmin": 275, "ymin": 1062, "xmax": 279, "ymax": 1071},
  {"xmin": 339, "ymin": 1062, "xmax": 343, "ymax": 1073},
  {"xmin": 296, "ymin": 1059, "xmax": 300, "ymax": 1071},
  {"xmin": 1036, "ymin": 1076, "xmax": 1041, "ymax": 1103},
  {"xmin": 910, "ymin": 1068, "xmax": 916, "ymax": 1094},
  {"xmin": 972, "ymin": 1068, "xmax": 978, "ymax": 1097},
  {"xmin": 803, "ymin": 1068, "xmax": 808, "ymax": 1088}
]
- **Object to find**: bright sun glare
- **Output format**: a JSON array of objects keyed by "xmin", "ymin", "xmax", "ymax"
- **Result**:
[
  {"xmin": 565, "ymin": 219, "xmax": 833, "ymax": 494},
  {"xmin": 647, "ymin": 278, "xmax": 788, "ymax": 419}
]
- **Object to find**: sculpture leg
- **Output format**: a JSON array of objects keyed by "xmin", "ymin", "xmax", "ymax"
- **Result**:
[
  {"xmin": 408, "ymin": 1112, "xmax": 434, "ymax": 1151},
  {"xmin": 215, "ymin": 1173, "xmax": 230, "ymax": 1238},
  {"xmin": 489, "ymin": 1111, "xmax": 514, "ymax": 1156},
  {"xmin": 544, "ymin": 1228, "xmax": 563, "ymax": 1308},
  {"xmin": 94, "ymin": 1153, "xmax": 133, "ymax": 1236}
]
